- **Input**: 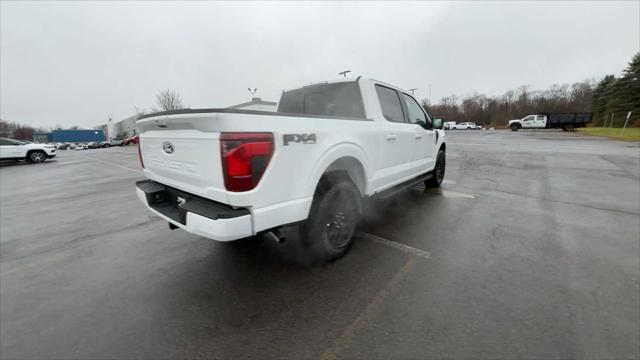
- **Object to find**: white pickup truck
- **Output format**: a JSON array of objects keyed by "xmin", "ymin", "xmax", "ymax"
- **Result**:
[
  {"xmin": 135, "ymin": 77, "xmax": 447, "ymax": 262},
  {"xmin": 509, "ymin": 112, "xmax": 592, "ymax": 131}
]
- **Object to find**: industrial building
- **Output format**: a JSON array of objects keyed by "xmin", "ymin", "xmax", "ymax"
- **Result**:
[
  {"xmin": 106, "ymin": 115, "xmax": 137, "ymax": 140},
  {"xmin": 33, "ymin": 129, "xmax": 105, "ymax": 143}
]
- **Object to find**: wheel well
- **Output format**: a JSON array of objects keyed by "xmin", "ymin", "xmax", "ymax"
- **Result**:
[
  {"xmin": 26, "ymin": 149, "xmax": 44, "ymax": 156},
  {"xmin": 439, "ymin": 143, "xmax": 446, "ymax": 153},
  {"xmin": 318, "ymin": 157, "xmax": 366, "ymax": 196}
]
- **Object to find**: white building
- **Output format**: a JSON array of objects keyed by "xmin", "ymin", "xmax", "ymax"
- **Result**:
[
  {"xmin": 228, "ymin": 98, "xmax": 277, "ymax": 112},
  {"xmin": 106, "ymin": 115, "xmax": 138, "ymax": 140}
]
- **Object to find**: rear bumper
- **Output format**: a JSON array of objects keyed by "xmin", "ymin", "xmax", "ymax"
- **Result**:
[{"xmin": 136, "ymin": 180, "xmax": 253, "ymax": 241}]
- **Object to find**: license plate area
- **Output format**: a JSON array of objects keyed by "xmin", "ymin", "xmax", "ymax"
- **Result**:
[{"xmin": 136, "ymin": 180, "xmax": 250, "ymax": 225}]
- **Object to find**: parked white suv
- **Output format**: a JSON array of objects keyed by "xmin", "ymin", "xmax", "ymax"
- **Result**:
[
  {"xmin": 136, "ymin": 77, "xmax": 447, "ymax": 262},
  {"xmin": 454, "ymin": 122, "xmax": 481, "ymax": 130},
  {"xmin": 0, "ymin": 138, "xmax": 56, "ymax": 163}
]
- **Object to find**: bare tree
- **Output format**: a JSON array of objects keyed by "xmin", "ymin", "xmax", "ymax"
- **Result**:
[{"xmin": 155, "ymin": 89, "xmax": 184, "ymax": 111}]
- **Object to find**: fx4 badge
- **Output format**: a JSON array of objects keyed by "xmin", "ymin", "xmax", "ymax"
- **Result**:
[{"xmin": 283, "ymin": 133, "xmax": 317, "ymax": 146}]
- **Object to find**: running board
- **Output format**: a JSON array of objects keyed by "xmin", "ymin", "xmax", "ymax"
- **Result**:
[{"xmin": 374, "ymin": 173, "xmax": 433, "ymax": 200}]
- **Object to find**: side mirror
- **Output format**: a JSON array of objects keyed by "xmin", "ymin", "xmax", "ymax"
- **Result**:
[{"xmin": 432, "ymin": 118, "xmax": 443, "ymax": 130}]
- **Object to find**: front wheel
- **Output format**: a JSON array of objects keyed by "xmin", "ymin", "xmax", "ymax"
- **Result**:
[
  {"xmin": 510, "ymin": 124, "xmax": 520, "ymax": 131},
  {"xmin": 426, "ymin": 150, "xmax": 446, "ymax": 187},
  {"xmin": 28, "ymin": 151, "xmax": 47, "ymax": 163},
  {"xmin": 301, "ymin": 179, "xmax": 361, "ymax": 263}
]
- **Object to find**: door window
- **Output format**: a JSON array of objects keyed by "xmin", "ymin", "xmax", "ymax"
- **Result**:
[
  {"xmin": 375, "ymin": 85, "xmax": 405, "ymax": 123},
  {"xmin": 402, "ymin": 94, "xmax": 431, "ymax": 127},
  {"xmin": 0, "ymin": 138, "xmax": 20, "ymax": 145},
  {"xmin": 536, "ymin": 115, "xmax": 546, "ymax": 121},
  {"xmin": 523, "ymin": 115, "xmax": 535, "ymax": 122}
]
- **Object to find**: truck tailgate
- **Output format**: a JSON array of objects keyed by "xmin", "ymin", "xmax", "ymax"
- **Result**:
[{"xmin": 140, "ymin": 129, "xmax": 227, "ymax": 202}]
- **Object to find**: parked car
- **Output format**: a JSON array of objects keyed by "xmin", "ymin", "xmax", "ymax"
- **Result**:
[
  {"xmin": 444, "ymin": 121, "xmax": 456, "ymax": 130},
  {"xmin": 123, "ymin": 135, "xmax": 139, "ymax": 145},
  {"xmin": 86, "ymin": 142, "xmax": 103, "ymax": 149},
  {"xmin": 56, "ymin": 143, "xmax": 70, "ymax": 150},
  {"xmin": 454, "ymin": 122, "xmax": 481, "ymax": 130},
  {"xmin": 0, "ymin": 137, "xmax": 56, "ymax": 163},
  {"xmin": 102, "ymin": 139, "xmax": 124, "ymax": 147},
  {"xmin": 509, "ymin": 113, "xmax": 592, "ymax": 132},
  {"xmin": 75, "ymin": 143, "xmax": 87, "ymax": 150},
  {"xmin": 136, "ymin": 77, "xmax": 447, "ymax": 263}
]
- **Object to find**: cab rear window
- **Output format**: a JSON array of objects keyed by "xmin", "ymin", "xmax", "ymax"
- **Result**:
[{"xmin": 277, "ymin": 82, "xmax": 366, "ymax": 119}]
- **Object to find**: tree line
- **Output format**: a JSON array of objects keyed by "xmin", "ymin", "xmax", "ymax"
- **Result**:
[{"xmin": 423, "ymin": 52, "xmax": 639, "ymax": 127}]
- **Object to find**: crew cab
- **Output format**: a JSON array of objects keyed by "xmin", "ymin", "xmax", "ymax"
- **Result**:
[
  {"xmin": 0, "ymin": 138, "xmax": 56, "ymax": 163},
  {"xmin": 509, "ymin": 113, "xmax": 592, "ymax": 132},
  {"xmin": 135, "ymin": 77, "xmax": 447, "ymax": 262}
]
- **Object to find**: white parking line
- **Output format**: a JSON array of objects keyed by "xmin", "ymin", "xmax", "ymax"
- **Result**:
[{"xmin": 358, "ymin": 232, "xmax": 431, "ymax": 260}]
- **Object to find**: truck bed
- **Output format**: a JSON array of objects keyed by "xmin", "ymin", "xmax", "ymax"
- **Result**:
[{"xmin": 543, "ymin": 112, "xmax": 592, "ymax": 127}]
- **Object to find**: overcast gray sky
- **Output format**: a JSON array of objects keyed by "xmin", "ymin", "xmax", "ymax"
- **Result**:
[{"xmin": 1, "ymin": 0, "xmax": 638, "ymax": 129}]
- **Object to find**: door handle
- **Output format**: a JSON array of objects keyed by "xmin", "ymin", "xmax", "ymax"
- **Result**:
[
  {"xmin": 414, "ymin": 134, "xmax": 423, "ymax": 139},
  {"xmin": 386, "ymin": 134, "xmax": 397, "ymax": 141}
]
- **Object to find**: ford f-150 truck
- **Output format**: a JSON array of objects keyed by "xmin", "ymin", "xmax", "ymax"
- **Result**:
[
  {"xmin": 135, "ymin": 77, "xmax": 446, "ymax": 262},
  {"xmin": 509, "ymin": 112, "xmax": 592, "ymax": 132}
]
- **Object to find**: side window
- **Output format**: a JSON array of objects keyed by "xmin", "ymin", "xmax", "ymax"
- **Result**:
[
  {"xmin": 536, "ymin": 115, "xmax": 545, "ymax": 121},
  {"xmin": 402, "ymin": 94, "xmax": 431, "ymax": 127},
  {"xmin": 0, "ymin": 139, "xmax": 17, "ymax": 145},
  {"xmin": 375, "ymin": 85, "xmax": 405, "ymax": 123},
  {"xmin": 523, "ymin": 115, "xmax": 535, "ymax": 121}
]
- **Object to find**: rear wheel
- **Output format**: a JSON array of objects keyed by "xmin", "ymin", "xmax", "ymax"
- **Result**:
[
  {"xmin": 426, "ymin": 149, "xmax": 446, "ymax": 187},
  {"xmin": 28, "ymin": 151, "xmax": 46, "ymax": 163},
  {"xmin": 301, "ymin": 179, "xmax": 361, "ymax": 263},
  {"xmin": 563, "ymin": 124, "xmax": 574, "ymax": 132},
  {"xmin": 104, "ymin": 144, "xmax": 110, "ymax": 148}
]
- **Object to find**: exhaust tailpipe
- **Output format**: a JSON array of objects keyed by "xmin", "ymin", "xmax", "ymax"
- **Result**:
[{"xmin": 264, "ymin": 229, "xmax": 287, "ymax": 245}]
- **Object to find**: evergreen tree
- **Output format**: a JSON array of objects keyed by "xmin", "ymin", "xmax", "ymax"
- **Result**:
[
  {"xmin": 591, "ymin": 75, "xmax": 615, "ymax": 123},
  {"xmin": 615, "ymin": 52, "xmax": 640, "ymax": 122}
]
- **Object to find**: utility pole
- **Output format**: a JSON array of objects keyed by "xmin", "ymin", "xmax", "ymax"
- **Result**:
[
  {"xmin": 428, "ymin": 83, "xmax": 432, "ymax": 104},
  {"xmin": 339, "ymin": 70, "xmax": 351, "ymax": 78},
  {"xmin": 409, "ymin": 88, "xmax": 418, "ymax": 96}
]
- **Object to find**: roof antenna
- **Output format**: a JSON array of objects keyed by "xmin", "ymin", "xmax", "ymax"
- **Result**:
[
  {"xmin": 339, "ymin": 70, "xmax": 351, "ymax": 78},
  {"xmin": 248, "ymin": 88, "xmax": 258, "ymax": 100},
  {"xmin": 409, "ymin": 88, "xmax": 418, "ymax": 96}
]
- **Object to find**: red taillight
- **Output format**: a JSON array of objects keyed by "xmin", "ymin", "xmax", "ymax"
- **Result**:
[
  {"xmin": 220, "ymin": 132, "xmax": 274, "ymax": 192},
  {"xmin": 137, "ymin": 137, "xmax": 144, "ymax": 168}
]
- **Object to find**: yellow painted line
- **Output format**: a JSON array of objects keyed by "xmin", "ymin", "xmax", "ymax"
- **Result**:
[
  {"xmin": 319, "ymin": 258, "xmax": 416, "ymax": 360},
  {"xmin": 359, "ymin": 232, "xmax": 430, "ymax": 259},
  {"xmin": 424, "ymin": 188, "xmax": 476, "ymax": 199}
]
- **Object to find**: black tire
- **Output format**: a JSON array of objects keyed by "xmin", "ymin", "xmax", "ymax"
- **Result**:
[
  {"xmin": 301, "ymin": 179, "xmax": 362, "ymax": 263},
  {"xmin": 104, "ymin": 144, "xmax": 110, "ymax": 148},
  {"xmin": 510, "ymin": 124, "xmax": 520, "ymax": 131},
  {"xmin": 563, "ymin": 124, "xmax": 574, "ymax": 132},
  {"xmin": 426, "ymin": 149, "xmax": 445, "ymax": 187},
  {"xmin": 28, "ymin": 151, "xmax": 47, "ymax": 163}
]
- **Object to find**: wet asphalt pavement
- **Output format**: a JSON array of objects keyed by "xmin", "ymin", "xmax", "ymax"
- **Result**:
[{"xmin": 1, "ymin": 130, "xmax": 639, "ymax": 359}]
